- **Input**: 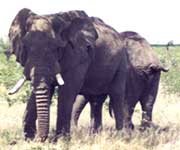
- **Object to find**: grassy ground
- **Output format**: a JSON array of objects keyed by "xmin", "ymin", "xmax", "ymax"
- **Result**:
[
  {"xmin": 0, "ymin": 87, "xmax": 180, "ymax": 150},
  {"xmin": 0, "ymin": 45, "xmax": 180, "ymax": 149}
]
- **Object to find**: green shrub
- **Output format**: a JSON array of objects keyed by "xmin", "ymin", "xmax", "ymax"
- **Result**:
[
  {"xmin": 154, "ymin": 46, "xmax": 180, "ymax": 94},
  {"xmin": 0, "ymin": 39, "xmax": 30, "ymax": 106}
]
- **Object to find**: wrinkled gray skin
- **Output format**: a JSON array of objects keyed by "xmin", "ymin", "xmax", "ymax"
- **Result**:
[
  {"xmin": 71, "ymin": 31, "xmax": 168, "ymax": 133},
  {"xmin": 8, "ymin": 8, "xmax": 129, "ymax": 141}
]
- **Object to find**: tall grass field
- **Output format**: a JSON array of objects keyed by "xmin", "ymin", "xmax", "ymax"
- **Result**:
[{"xmin": 0, "ymin": 40, "xmax": 180, "ymax": 149}]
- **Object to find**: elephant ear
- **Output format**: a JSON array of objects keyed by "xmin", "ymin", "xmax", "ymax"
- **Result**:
[
  {"xmin": 62, "ymin": 17, "xmax": 98, "ymax": 57},
  {"xmin": 8, "ymin": 8, "xmax": 35, "ymax": 66}
]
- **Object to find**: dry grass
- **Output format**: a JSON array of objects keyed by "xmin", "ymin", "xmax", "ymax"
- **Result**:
[{"xmin": 0, "ymin": 84, "xmax": 180, "ymax": 150}]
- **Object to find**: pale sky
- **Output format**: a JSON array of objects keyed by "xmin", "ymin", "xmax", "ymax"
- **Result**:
[{"xmin": 1, "ymin": 0, "xmax": 180, "ymax": 44}]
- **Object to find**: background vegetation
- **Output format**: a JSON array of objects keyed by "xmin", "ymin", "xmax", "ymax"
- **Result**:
[
  {"xmin": 0, "ymin": 39, "xmax": 179, "ymax": 105},
  {"xmin": 0, "ymin": 39, "xmax": 180, "ymax": 149},
  {"xmin": 0, "ymin": 39, "xmax": 30, "ymax": 106},
  {"xmin": 155, "ymin": 45, "xmax": 180, "ymax": 94}
]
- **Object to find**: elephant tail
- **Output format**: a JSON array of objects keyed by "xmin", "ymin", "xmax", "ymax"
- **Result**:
[{"xmin": 108, "ymin": 101, "xmax": 114, "ymax": 118}]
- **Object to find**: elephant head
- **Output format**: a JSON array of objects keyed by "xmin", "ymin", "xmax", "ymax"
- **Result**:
[
  {"xmin": 50, "ymin": 11, "xmax": 98, "ymax": 64},
  {"xmin": 8, "ymin": 8, "xmax": 64, "ymax": 141},
  {"xmin": 8, "ymin": 9, "xmax": 98, "ymax": 141},
  {"xmin": 121, "ymin": 31, "xmax": 169, "ymax": 74}
]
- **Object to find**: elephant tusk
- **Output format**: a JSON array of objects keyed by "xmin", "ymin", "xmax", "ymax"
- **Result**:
[
  {"xmin": 56, "ymin": 73, "xmax": 64, "ymax": 86},
  {"xmin": 8, "ymin": 76, "xmax": 26, "ymax": 95}
]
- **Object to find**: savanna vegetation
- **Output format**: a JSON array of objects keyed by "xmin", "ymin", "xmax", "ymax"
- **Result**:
[{"xmin": 0, "ymin": 39, "xmax": 180, "ymax": 149}]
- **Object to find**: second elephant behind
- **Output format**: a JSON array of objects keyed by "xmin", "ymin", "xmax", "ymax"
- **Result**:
[{"xmin": 71, "ymin": 31, "xmax": 168, "ymax": 132}]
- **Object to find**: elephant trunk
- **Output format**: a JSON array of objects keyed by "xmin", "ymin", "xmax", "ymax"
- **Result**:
[
  {"xmin": 35, "ymin": 84, "xmax": 50, "ymax": 141},
  {"xmin": 32, "ymin": 73, "xmax": 51, "ymax": 142},
  {"xmin": 31, "ymin": 61, "xmax": 64, "ymax": 141}
]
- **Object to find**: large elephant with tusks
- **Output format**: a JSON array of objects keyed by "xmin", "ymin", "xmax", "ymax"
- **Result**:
[
  {"xmin": 71, "ymin": 31, "xmax": 169, "ymax": 133},
  {"xmin": 8, "ymin": 8, "xmax": 129, "ymax": 141}
]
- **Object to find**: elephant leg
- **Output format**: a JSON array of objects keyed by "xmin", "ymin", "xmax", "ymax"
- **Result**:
[
  {"xmin": 71, "ymin": 95, "xmax": 88, "ymax": 127},
  {"xmin": 89, "ymin": 95, "xmax": 106, "ymax": 133},
  {"xmin": 127, "ymin": 108, "xmax": 134, "ymax": 129},
  {"xmin": 109, "ymin": 76, "xmax": 128, "ymax": 130},
  {"xmin": 23, "ymin": 85, "xmax": 55, "ymax": 140},
  {"xmin": 109, "ymin": 93, "xmax": 125, "ymax": 130},
  {"xmin": 23, "ymin": 92, "xmax": 37, "ymax": 140},
  {"xmin": 56, "ymin": 88, "xmax": 85, "ymax": 138},
  {"xmin": 109, "ymin": 98, "xmax": 136, "ymax": 130},
  {"xmin": 140, "ymin": 72, "xmax": 160, "ymax": 129},
  {"xmin": 56, "ymin": 63, "xmax": 89, "ymax": 139},
  {"xmin": 126, "ymin": 100, "xmax": 139, "ymax": 130}
]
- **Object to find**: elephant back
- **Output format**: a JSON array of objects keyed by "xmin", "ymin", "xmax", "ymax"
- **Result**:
[
  {"xmin": 60, "ymin": 10, "xmax": 88, "ymax": 21},
  {"xmin": 47, "ymin": 10, "xmax": 89, "ymax": 47},
  {"xmin": 91, "ymin": 17, "xmax": 122, "ymax": 50},
  {"xmin": 120, "ymin": 31, "xmax": 165, "ymax": 74},
  {"xmin": 48, "ymin": 11, "xmax": 88, "ymax": 33}
]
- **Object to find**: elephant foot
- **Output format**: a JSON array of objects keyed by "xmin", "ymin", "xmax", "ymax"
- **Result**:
[
  {"xmin": 120, "ymin": 122, "xmax": 134, "ymax": 140},
  {"xmin": 24, "ymin": 134, "xmax": 35, "ymax": 142},
  {"xmin": 23, "ymin": 125, "xmax": 36, "ymax": 141},
  {"xmin": 52, "ymin": 133, "xmax": 71, "ymax": 143},
  {"xmin": 140, "ymin": 121, "xmax": 159, "ymax": 131},
  {"xmin": 24, "ymin": 137, "xmax": 34, "ymax": 142},
  {"xmin": 35, "ymin": 136, "xmax": 48, "ymax": 142},
  {"xmin": 89, "ymin": 126, "xmax": 102, "ymax": 135},
  {"xmin": 124, "ymin": 122, "xmax": 134, "ymax": 130}
]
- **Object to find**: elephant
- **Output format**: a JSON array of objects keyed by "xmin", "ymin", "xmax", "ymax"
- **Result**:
[
  {"xmin": 8, "ymin": 8, "xmax": 130, "ymax": 141},
  {"xmin": 72, "ymin": 94, "xmax": 107, "ymax": 133},
  {"xmin": 71, "ymin": 31, "xmax": 169, "ymax": 132}
]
